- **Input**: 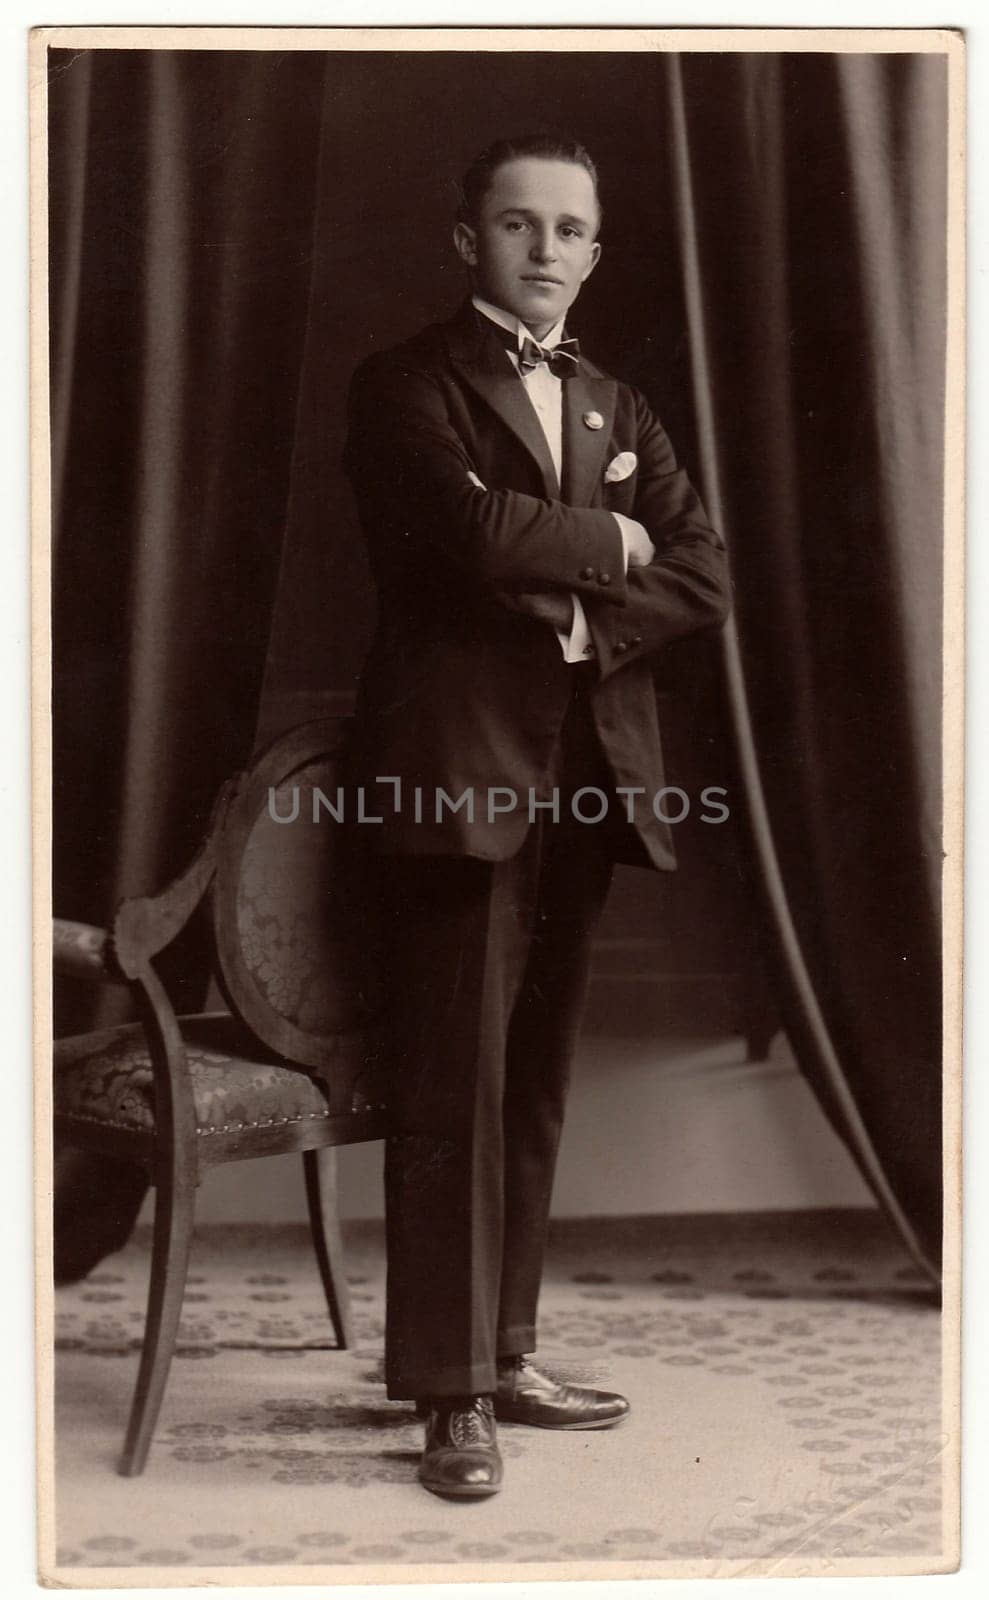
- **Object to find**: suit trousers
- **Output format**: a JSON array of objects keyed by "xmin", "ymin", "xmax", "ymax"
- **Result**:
[{"xmin": 372, "ymin": 664, "xmax": 626, "ymax": 1399}]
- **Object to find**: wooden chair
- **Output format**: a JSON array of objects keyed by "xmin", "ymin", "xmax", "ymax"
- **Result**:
[{"xmin": 52, "ymin": 718, "xmax": 387, "ymax": 1476}]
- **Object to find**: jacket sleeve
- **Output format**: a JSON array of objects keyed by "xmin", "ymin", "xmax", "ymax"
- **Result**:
[
  {"xmin": 583, "ymin": 387, "xmax": 733, "ymax": 677},
  {"xmin": 344, "ymin": 351, "xmax": 629, "ymax": 606}
]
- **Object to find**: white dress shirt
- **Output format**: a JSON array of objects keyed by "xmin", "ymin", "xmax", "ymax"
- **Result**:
[{"xmin": 472, "ymin": 295, "xmax": 633, "ymax": 663}]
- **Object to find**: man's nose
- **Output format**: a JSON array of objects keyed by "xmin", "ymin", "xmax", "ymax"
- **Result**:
[{"xmin": 529, "ymin": 228, "xmax": 557, "ymax": 262}]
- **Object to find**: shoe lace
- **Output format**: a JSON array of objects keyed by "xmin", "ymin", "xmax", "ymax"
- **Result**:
[{"xmin": 449, "ymin": 1398, "xmax": 491, "ymax": 1447}]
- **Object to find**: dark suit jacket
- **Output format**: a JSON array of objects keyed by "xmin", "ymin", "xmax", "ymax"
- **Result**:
[{"xmin": 343, "ymin": 299, "xmax": 732, "ymax": 868}]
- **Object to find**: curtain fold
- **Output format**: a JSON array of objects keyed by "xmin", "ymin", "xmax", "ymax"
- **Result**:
[
  {"xmin": 666, "ymin": 52, "xmax": 946, "ymax": 1274},
  {"xmin": 50, "ymin": 49, "xmax": 327, "ymax": 1027}
]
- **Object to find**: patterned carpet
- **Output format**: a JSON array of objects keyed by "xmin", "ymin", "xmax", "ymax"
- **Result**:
[{"xmin": 49, "ymin": 1210, "xmax": 952, "ymax": 1581}]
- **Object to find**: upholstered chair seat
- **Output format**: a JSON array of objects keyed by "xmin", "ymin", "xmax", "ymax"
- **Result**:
[{"xmin": 54, "ymin": 1013, "xmax": 347, "ymax": 1139}]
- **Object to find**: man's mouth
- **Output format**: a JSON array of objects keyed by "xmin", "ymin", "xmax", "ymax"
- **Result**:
[{"xmin": 522, "ymin": 275, "xmax": 563, "ymax": 286}]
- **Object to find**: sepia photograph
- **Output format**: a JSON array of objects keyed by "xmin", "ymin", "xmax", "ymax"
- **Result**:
[{"xmin": 33, "ymin": 22, "xmax": 963, "ymax": 1586}]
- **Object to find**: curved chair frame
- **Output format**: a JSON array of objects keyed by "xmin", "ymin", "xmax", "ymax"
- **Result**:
[{"xmin": 53, "ymin": 719, "xmax": 388, "ymax": 1475}]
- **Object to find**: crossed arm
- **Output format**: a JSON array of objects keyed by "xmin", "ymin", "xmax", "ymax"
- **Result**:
[
  {"xmin": 346, "ymin": 354, "xmax": 630, "ymax": 604},
  {"xmin": 580, "ymin": 392, "xmax": 732, "ymax": 677},
  {"xmin": 345, "ymin": 354, "xmax": 732, "ymax": 671}
]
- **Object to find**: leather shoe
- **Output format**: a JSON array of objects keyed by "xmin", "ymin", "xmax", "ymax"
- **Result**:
[
  {"xmin": 417, "ymin": 1395, "xmax": 503, "ymax": 1498},
  {"xmin": 494, "ymin": 1355, "xmax": 630, "ymax": 1429}
]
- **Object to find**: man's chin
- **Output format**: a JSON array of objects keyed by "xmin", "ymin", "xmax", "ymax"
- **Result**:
[
  {"xmin": 516, "ymin": 297, "xmax": 568, "ymax": 332},
  {"xmin": 512, "ymin": 288, "xmax": 566, "ymax": 318}
]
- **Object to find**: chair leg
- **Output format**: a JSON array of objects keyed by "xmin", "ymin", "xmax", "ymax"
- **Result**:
[
  {"xmin": 118, "ymin": 1169, "xmax": 196, "ymax": 1476},
  {"xmin": 303, "ymin": 1147, "xmax": 354, "ymax": 1348}
]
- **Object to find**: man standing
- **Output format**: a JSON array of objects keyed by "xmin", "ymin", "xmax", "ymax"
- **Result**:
[{"xmin": 344, "ymin": 133, "xmax": 731, "ymax": 1498}]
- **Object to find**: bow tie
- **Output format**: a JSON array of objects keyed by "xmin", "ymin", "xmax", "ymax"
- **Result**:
[{"xmin": 518, "ymin": 335, "xmax": 581, "ymax": 380}]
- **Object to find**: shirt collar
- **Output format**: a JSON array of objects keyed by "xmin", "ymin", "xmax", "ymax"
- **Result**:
[{"xmin": 472, "ymin": 294, "xmax": 567, "ymax": 352}]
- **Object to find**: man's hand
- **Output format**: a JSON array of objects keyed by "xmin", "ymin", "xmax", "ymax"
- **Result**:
[
  {"xmin": 621, "ymin": 517, "xmax": 656, "ymax": 569},
  {"xmin": 497, "ymin": 590, "xmax": 576, "ymax": 632}
]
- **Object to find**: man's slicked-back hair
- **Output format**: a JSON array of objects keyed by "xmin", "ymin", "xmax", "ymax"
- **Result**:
[{"xmin": 457, "ymin": 132, "xmax": 602, "ymax": 229}]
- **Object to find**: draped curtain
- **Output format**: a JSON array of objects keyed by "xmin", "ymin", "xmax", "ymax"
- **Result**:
[
  {"xmin": 666, "ymin": 54, "xmax": 946, "ymax": 1274},
  {"xmin": 49, "ymin": 46, "xmax": 947, "ymax": 1273},
  {"xmin": 50, "ymin": 48, "xmax": 327, "ymax": 1027}
]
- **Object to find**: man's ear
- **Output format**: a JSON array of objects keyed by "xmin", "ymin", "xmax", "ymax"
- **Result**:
[
  {"xmin": 453, "ymin": 222, "xmax": 478, "ymax": 268},
  {"xmin": 581, "ymin": 240, "xmax": 602, "ymax": 283}
]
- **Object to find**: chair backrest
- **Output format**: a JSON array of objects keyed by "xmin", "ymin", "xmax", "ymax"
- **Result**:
[{"xmin": 210, "ymin": 717, "xmax": 384, "ymax": 1097}]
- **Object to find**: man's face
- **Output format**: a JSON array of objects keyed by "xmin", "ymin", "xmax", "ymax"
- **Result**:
[{"xmin": 454, "ymin": 157, "xmax": 601, "ymax": 340}]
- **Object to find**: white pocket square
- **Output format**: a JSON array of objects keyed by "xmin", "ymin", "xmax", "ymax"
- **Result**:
[
  {"xmin": 467, "ymin": 469, "xmax": 486, "ymax": 491},
  {"xmin": 605, "ymin": 451, "xmax": 637, "ymax": 484}
]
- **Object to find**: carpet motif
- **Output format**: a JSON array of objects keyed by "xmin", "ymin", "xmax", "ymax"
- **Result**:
[{"xmin": 53, "ymin": 1214, "xmax": 945, "ymax": 1573}]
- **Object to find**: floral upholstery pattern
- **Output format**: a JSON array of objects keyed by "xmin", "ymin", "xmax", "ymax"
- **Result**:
[
  {"xmin": 54, "ymin": 1013, "xmax": 333, "ymax": 1136},
  {"xmin": 235, "ymin": 771, "xmax": 369, "ymax": 1038}
]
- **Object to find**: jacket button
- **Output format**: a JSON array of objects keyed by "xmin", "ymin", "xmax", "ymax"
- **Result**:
[
  {"xmin": 580, "ymin": 565, "xmax": 596, "ymax": 580},
  {"xmin": 631, "ymin": 634, "xmax": 643, "ymax": 646},
  {"xmin": 597, "ymin": 572, "xmax": 611, "ymax": 586},
  {"xmin": 614, "ymin": 640, "xmax": 628, "ymax": 654}
]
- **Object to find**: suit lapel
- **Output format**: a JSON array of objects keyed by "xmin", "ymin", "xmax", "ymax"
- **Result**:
[
  {"xmin": 446, "ymin": 305, "xmax": 560, "ymax": 498},
  {"xmin": 562, "ymin": 367, "xmax": 617, "ymax": 507},
  {"xmin": 443, "ymin": 302, "xmax": 618, "ymax": 505}
]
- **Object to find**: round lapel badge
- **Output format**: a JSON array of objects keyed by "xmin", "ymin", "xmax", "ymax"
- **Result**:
[{"xmin": 583, "ymin": 410, "xmax": 604, "ymax": 430}]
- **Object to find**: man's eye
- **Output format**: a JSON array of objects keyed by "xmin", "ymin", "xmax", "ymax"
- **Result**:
[
  {"xmin": 505, "ymin": 220, "xmax": 528, "ymax": 233},
  {"xmin": 560, "ymin": 226, "xmax": 581, "ymax": 240}
]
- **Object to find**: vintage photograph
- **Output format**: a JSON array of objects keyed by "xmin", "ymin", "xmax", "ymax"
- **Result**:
[{"xmin": 36, "ymin": 25, "xmax": 962, "ymax": 1584}]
